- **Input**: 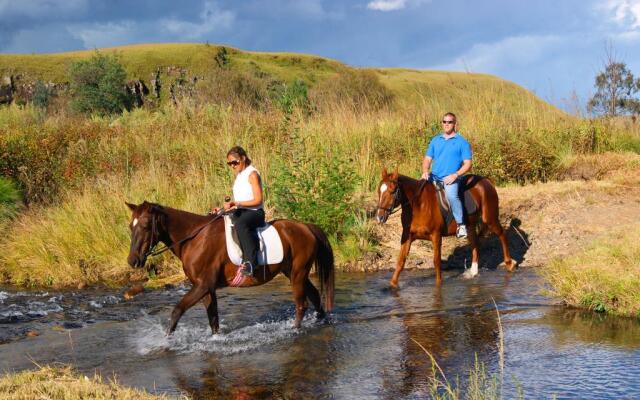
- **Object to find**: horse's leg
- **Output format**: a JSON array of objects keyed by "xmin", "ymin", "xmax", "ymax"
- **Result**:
[
  {"xmin": 304, "ymin": 278, "xmax": 325, "ymax": 320},
  {"xmin": 463, "ymin": 216, "xmax": 480, "ymax": 279},
  {"xmin": 168, "ymin": 284, "xmax": 209, "ymax": 335},
  {"xmin": 431, "ymin": 232, "xmax": 443, "ymax": 285},
  {"xmin": 291, "ymin": 264, "xmax": 309, "ymax": 329},
  {"xmin": 488, "ymin": 221, "xmax": 516, "ymax": 272},
  {"xmin": 390, "ymin": 230, "xmax": 413, "ymax": 289},
  {"xmin": 202, "ymin": 291, "xmax": 219, "ymax": 334}
]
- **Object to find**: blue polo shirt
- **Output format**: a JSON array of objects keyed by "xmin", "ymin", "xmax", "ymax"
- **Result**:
[{"xmin": 425, "ymin": 133, "xmax": 472, "ymax": 180}]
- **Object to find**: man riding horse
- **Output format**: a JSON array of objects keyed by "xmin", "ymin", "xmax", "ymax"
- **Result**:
[{"xmin": 421, "ymin": 112, "xmax": 471, "ymax": 239}]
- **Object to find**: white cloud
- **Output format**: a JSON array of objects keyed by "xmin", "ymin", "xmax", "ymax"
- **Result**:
[
  {"xmin": 602, "ymin": 0, "xmax": 640, "ymax": 29},
  {"xmin": 161, "ymin": 1, "xmax": 234, "ymax": 39},
  {"xmin": 366, "ymin": 0, "xmax": 428, "ymax": 12},
  {"xmin": 367, "ymin": 0, "xmax": 407, "ymax": 11}
]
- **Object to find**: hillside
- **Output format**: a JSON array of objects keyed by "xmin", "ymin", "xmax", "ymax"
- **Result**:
[{"xmin": 0, "ymin": 43, "xmax": 563, "ymax": 114}]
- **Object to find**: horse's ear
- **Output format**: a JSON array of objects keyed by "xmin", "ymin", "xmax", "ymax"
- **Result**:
[
  {"xmin": 391, "ymin": 167, "xmax": 399, "ymax": 180},
  {"xmin": 381, "ymin": 167, "xmax": 388, "ymax": 178},
  {"xmin": 125, "ymin": 202, "xmax": 137, "ymax": 212}
]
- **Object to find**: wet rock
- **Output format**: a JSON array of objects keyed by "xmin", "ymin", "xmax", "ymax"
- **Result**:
[
  {"xmin": 77, "ymin": 282, "xmax": 88, "ymax": 290},
  {"xmin": 26, "ymin": 330, "xmax": 39, "ymax": 337},
  {"xmin": 124, "ymin": 283, "xmax": 145, "ymax": 300},
  {"xmin": 164, "ymin": 283, "xmax": 176, "ymax": 290},
  {"xmin": 62, "ymin": 321, "xmax": 83, "ymax": 329}
]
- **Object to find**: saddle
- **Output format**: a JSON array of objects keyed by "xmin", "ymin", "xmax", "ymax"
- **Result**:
[
  {"xmin": 432, "ymin": 176, "xmax": 479, "ymax": 229},
  {"xmin": 223, "ymin": 215, "xmax": 284, "ymax": 267}
]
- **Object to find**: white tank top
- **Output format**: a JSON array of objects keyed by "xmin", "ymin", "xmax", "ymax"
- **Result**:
[{"xmin": 232, "ymin": 165, "xmax": 263, "ymax": 210}]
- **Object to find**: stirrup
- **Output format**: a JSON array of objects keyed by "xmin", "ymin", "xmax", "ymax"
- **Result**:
[{"xmin": 240, "ymin": 261, "xmax": 254, "ymax": 276}]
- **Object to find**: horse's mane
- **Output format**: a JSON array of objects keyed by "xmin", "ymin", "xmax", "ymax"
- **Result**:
[{"xmin": 146, "ymin": 202, "xmax": 214, "ymax": 224}]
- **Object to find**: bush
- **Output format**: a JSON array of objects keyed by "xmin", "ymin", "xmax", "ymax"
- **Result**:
[
  {"xmin": 269, "ymin": 129, "xmax": 360, "ymax": 237},
  {"xmin": 272, "ymin": 79, "xmax": 311, "ymax": 115},
  {"xmin": 69, "ymin": 52, "xmax": 133, "ymax": 115},
  {"xmin": 196, "ymin": 69, "xmax": 271, "ymax": 110},
  {"xmin": 310, "ymin": 69, "xmax": 394, "ymax": 112},
  {"xmin": 32, "ymin": 80, "xmax": 54, "ymax": 110},
  {"xmin": 0, "ymin": 176, "xmax": 21, "ymax": 221}
]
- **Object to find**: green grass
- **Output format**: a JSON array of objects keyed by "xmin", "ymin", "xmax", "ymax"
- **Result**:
[{"xmin": 541, "ymin": 224, "xmax": 640, "ymax": 318}]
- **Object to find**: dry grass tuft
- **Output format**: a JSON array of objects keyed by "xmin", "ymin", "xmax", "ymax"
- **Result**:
[{"xmin": 0, "ymin": 365, "xmax": 180, "ymax": 399}]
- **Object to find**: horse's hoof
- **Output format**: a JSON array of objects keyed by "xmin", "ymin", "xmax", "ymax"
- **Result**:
[
  {"xmin": 506, "ymin": 261, "xmax": 518, "ymax": 272},
  {"xmin": 461, "ymin": 270, "xmax": 478, "ymax": 279},
  {"xmin": 389, "ymin": 280, "xmax": 399, "ymax": 290},
  {"xmin": 316, "ymin": 310, "xmax": 326, "ymax": 320}
]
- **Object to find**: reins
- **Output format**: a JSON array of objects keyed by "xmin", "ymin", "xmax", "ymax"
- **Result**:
[
  {"xmin": 377, "ymin": 178, "xmax": 429, "ymax": 217},
  {"xmin": 144, "ymin": 210, "xmax": 226, "ymax": 258}
]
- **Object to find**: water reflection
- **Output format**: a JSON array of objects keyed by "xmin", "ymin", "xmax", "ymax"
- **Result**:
[{"xmin": 1, "ymin": 270, "xmax": 640, "ymax": 399}]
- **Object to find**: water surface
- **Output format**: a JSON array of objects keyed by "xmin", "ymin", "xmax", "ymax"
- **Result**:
[{"xmin": 1, "ymin": 269, "xmax": 639, "ymax": 399}]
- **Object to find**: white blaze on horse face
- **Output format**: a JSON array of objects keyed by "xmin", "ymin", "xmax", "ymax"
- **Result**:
[
  {"xmin": 380, "ymin": 183, "xmax": 388, "ymax": 196},
  {"xmin": 132, "ymin": 218, "xmax": 139, "ymax": 227}
]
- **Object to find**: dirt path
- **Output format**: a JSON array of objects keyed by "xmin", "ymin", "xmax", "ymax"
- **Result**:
[{"xmin": 367, "ymin": 170, "xmax": 640, "ymax": 273}]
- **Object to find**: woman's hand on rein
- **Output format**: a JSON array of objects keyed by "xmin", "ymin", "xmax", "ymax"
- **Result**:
[{"xmin": 223, "ymin": 201, "xmax": 236, "ymax": 211}]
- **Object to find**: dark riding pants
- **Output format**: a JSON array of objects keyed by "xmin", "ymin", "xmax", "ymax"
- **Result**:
[{"xmin": 232, "ymin": 208, "xmax": 265, "ymax": 266}]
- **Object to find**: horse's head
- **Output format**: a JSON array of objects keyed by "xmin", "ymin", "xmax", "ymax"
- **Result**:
[
  {"xmin": 376, "ymin": 167, "xmax": 400, "ymax": 224},
  {"xmin": 125, "ymin": 201, "xmax": 165, "ymax": 268}
]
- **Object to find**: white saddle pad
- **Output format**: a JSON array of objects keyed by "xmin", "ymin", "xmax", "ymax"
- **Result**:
[{"xmin": 224, "ymin": 215, "xmax": 284, "ymax": 266}]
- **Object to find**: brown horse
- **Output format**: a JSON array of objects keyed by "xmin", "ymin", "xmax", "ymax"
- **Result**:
[
  {"xmin": 126, "ymin": 201, "xmax": 334, "ymax": 333},
  {"xmin": 375, "ymin": 169, "xmax": 516, "ymax": 288}
]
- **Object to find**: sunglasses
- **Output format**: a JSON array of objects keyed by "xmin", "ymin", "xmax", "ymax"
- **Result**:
[
  {"xmin": 442, "ymin": 120, "xmax": 455, "ymax": 124},
  {"xmin": 227, "ymin": 160, "xmax": 240, "ymax": 167}
]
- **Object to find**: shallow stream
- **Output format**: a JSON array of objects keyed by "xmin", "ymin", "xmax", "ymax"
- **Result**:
[{"xmin": 1, "ymin": 269, "xmax": 639, "ymax": 399}]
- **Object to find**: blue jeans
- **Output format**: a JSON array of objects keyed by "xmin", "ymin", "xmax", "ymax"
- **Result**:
[{"xmin": 435, "ymin": 177, "xmax": 464, "ymax": 225}]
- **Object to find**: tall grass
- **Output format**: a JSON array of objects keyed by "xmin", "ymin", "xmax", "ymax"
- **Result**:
[
  {"xmin": 0, "ymin": 61, "xmax": 639, "ymax": 286},
  {"xmin": 541, "ymin": 224, "xmax": 640, "ymax": 318}
]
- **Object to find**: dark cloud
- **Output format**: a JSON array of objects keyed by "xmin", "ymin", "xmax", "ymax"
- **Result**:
[{"xmin": 1, "ymin": 0, "xmax": 638, "ymax": 108}]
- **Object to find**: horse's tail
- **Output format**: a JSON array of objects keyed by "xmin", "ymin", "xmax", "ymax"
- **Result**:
[{"xmin": 307, "ymin": 223, "xmax": 335, "ymax": 312}]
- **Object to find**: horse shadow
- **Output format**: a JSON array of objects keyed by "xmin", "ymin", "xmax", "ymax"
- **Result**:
[{"xmin": 443, "ymin": 218, "xmax": 530, "ymax": 271}]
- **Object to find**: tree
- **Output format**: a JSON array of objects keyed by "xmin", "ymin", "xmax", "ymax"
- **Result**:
[
  {"xmin": 588, "ymin": 46, "xmax": 640, "ymax": 116},
  {"xmin": 69, "ymin": 52, "xmax": 133, "ymax": 115}
]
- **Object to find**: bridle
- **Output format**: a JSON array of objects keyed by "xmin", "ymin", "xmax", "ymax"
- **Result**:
[
  {"xmin": 376, "ymin": 185, "xmax": 403, "ymax": 218},
  {"xmin": 141, "ymin": 209, "xmax": 226, "ymax": 259},
  {"xmin": 376, "ymin": 178, "xmax": 429, "ymax": 220}
]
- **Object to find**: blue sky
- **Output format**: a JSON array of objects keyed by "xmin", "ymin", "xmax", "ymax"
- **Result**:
[{"xmin": 1, "ymin": 0, "xmax": 639, "ymax": 112}]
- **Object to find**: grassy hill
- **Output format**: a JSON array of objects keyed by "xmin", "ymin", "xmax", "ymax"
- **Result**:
[
  {"xmin": 0, "ymin": 43, "xmax": 562, "ymax": 112},
  {"xmin": 0, "ymin": 43, "xmax": 637, "ymax": 288}
]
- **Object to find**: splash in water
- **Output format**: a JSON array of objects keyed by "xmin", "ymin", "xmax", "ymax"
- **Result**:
[{"xmin": 134, "ymin": 313, "xmax": 319, "ymax": 356}]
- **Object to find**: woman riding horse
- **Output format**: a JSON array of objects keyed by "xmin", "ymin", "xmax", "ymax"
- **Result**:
[{"xmin": 212, "ymin": 146, "xmax": 264, "ymax": 277}]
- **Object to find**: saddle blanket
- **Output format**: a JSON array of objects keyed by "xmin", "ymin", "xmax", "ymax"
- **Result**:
[{"xmin": 224, "ymin": 215, "xmax": 284, "ymax": 267}]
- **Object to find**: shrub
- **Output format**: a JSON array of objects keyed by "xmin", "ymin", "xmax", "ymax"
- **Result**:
[
  {"xmin": 69, "ymin": 52, "xmax": 133, "ymax": 115},
  {"xmin": 32, "ymin": 80, "xmax": 54, "ymax": 110},
  {"xmin": 0, "ymin": 176, "xmax": 21, "ymax": 221},
  {"xmin": 196, "ymin": 69, "xmax": 271, "ymax": 110},
  {"xmin": 310, "ymin": 69, "xmax": 394, "ymax": 112},
  {"xmin": 269, "ymin": 128, "xmax": 360, "ymax": 237},
  {"xmin": 272, "ymin": 79, "xmax": 311, "ymax": 115}
]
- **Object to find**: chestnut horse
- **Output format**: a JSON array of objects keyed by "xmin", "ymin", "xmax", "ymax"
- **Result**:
[
  {"xmin": 375, "ymin": 169, "xmax": 516, "ymax": 288},
  {"xmin": 126, "ymin": 201, "xmax": 334, "ymax": 333}
]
